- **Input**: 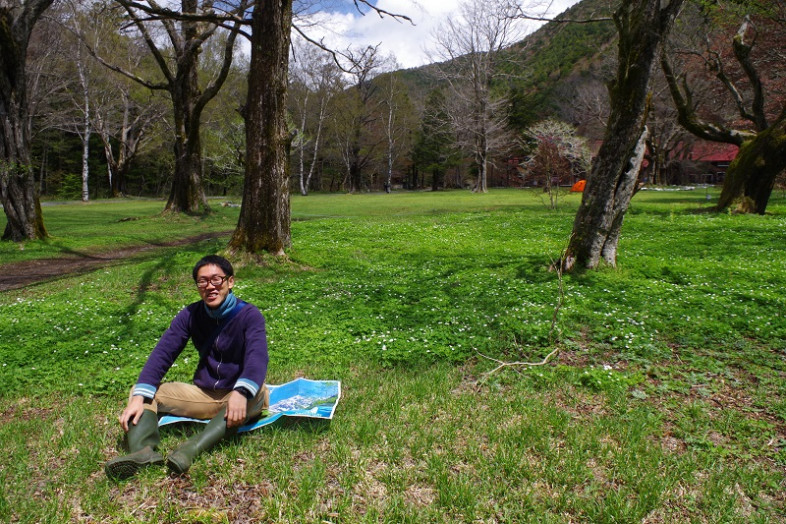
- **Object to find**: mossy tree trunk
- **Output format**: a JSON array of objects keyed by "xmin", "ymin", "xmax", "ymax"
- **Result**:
[
  {"xmin": 227, "ymin": 0, "xmax": 292, "ymax": 256},
  {"xmin": 0, "ymin": 0, "xmax": 53, "ymax": 241},
  {"xmin": 562, "ymin": 0, "xmax": 685, "ymax": 271},
  {"xmin": 716, "ymin": 112, "xmax": 786, "ymax": 214},
  {"xmin": 661, "ymin": 14, "xmax": 784, "ymax": 214}
]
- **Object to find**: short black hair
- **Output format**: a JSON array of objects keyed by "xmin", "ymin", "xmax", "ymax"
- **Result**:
[{"xmin": 192, "ymin": 255, "xmax": 234, "ymax": 281}]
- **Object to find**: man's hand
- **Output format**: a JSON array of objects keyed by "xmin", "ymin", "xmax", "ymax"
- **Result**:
[
  {"xmin": 119, "ymin": 395, "xmax": 146, "ymax": 432},
  {"xmin": 225, "ymin": 390, "xmax": 248, "ymax": 428}
]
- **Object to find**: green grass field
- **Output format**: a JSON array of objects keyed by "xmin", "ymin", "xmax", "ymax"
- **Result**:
[{"xmin": 1, "ymin": 188, "xmax": 785, "ymax": 522}]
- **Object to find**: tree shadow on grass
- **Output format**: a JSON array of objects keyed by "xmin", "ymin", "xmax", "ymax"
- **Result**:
[
  {"xmin": 118, "ymin": 236, "xmax": 229, "ymax": 336},
  {"xmin": 0, "ymin": 232, "xmax": 230, "ymax": 292}
]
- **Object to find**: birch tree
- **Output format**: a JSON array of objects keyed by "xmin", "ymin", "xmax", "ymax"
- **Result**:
[
  {"xmin": 289, "ymin": 44, "xmax": 343, "ymax": 196},
  {"xmin": 378, "ymin": 68, "xmax": 415, "ymax": 193},
  {"xmin": 76, "ymin": 2, "xmax": 166, "ymax": 198}
]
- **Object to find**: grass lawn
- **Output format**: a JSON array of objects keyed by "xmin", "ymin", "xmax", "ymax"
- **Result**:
[{"xmin": 1, "ymin": 188, "xmax": 785, "ymax": 522}]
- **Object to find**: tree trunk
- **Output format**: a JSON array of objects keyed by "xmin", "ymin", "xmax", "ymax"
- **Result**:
[
  {"xmin": 349, "ymin": 112, "xmax": 363, "ymax": 193},
  {"xmin": 166, "ymin": 104, "xmax": 207, "ymax": 213},
  {"xmin": 600, "ymin": 126, "xmax": 648, "ymax": 263},
  {"xmin": 0, "ymin": 1, "xmax": 53, "ymax": 241},
  {"xmin": 79, "ymin": 102, "xmax": 91, "ymax": 202},
  {"xmin": 717, "ymin": 113, "xmax": 786, "ymax": 214},
  {"xmin": 80, "ymin": 121, "xmax": 90, "ymax": 203},
  {"xmin": 431, "ymin": 169, "xmax": 444, "ymax": 191},
  {"xmin": 0, "ymin": 139, "xmax": 47, "ymax": 241},
  {"xmin": 0, "ymin": 96, "xmax": 47, "ymax": 240},
  {"xmin": 562, "ymin": 0, "xmax": 684, "ymax": 271},
  {"xmin": 298, "ymin": 92, "xmax": 308, "ymax": 196},
  {"xmin": 473, "ymin": 113, "xmax": 489, "ymax": 193},
  {"xmin": 75, "ymin": 45, "xmax": 91, "ymax": 203},
  {"xmin": 304, "ymin": 102, "xmax": 325, "ymax": 196},
  {"xmin": 228, "ymin": 0, "xmax": 292, "ymax": 256},
  {"xmin": 349, "ymin": 155, "xmax": 362, "ymax": 193},
  {"xmin": 164, "ymin": 13, "xmax": 208, "ymax": 215}
]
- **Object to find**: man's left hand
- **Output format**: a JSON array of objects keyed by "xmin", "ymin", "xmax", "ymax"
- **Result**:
[{"xmin": 225, "ymin": 390, "xmax": 248, "ymax": 428}]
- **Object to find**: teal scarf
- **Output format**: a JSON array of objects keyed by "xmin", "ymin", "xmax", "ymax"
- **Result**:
[{"xmin": 205, "ymin": 291, "xmax": 237, "ymax": 320}]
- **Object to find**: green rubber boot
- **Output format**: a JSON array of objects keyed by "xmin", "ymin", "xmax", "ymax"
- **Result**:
[
  {"xmin": 105, "ymin": 410, "xmax": 164, "ymax": 480},
  {"xmin": 167, "ymin": 408, "xmax": 234, "ymax": 474}
]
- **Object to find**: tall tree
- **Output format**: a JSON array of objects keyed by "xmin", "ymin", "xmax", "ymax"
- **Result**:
[
  {"xmin": 228, "ymin": 0, "xmax": 411, "ymax": 255},
  {"xmin": 430, "ymin": 0, "xmax": 522, "ymax": 193},
  {"xmin": 227, "ymin": 0, "xmax": 293, "ymax": 256},
  {"xmin": 378, "ymin": 68, "xmax": 415, "ymax": 193},
  {"xmin": 661, "ymin": 2, "xmax": 786, "ymax": 214},
  {"xmin": 341, "ymin": 45, "xmax": 386, "ymax": 193},
  {"xmin": 92, "ymin": 0, "xmax": 249, "ymax": 214},
  {"xmin": 57, "ymin": 4, "xmax": 96, "ymax": 202},
  {"xmin": 561, "ymin": 0, "xmax": 686, "ymax": 271},
  {"xmin": 0, "ymin": 0, "xmax": 54, "ymax": 241}
]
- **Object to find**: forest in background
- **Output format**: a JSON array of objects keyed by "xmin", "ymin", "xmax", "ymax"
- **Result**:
[{"xmin": 13, "ymin": 0, "xmax": 786, "ymax": 202}]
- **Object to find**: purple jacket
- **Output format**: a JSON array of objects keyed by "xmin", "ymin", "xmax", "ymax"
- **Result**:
[{"xmin": 132, "ymin": 299, "xmax": 268, "ymax": 400}]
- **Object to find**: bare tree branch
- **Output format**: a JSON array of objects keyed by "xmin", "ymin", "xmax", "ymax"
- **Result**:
[
  {"xmin": 513, "ymin": 0, "xmax": 613, "ymax": 24},
  {"xmin": 732, "ymin": 15, "xmax": 767, "ymax": 130},
  {"xmin": 354, "ymin": 0, "xmax": 414, "ymax": 24},
  {"xmin": 660, "ymin": 50, "xmax": 755, "ymax": 145}
]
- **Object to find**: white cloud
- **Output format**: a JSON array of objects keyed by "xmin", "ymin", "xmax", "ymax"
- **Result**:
[{"xmin": 295, "ymin": 0, "xmax": 583, "ymax": 69}]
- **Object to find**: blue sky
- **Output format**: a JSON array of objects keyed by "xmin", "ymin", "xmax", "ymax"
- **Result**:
[{"xmin": 295, "ymin": 0, "xmax": 583, "ymax": 69}]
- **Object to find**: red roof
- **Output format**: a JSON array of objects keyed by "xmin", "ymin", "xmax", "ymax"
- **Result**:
[{"xmin": 689, "ymin": 141, "xmax": 738, "ymax": 162}]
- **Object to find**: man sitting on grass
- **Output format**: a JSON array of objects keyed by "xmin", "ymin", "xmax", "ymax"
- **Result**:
[{"xmin": 105, "ymin": 255, "xmax": 269, "ymax": 479}]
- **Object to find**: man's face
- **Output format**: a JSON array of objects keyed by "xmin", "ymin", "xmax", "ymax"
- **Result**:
[{"xmin": 196, "ymin": 264, "xmax": 234, "ymax": 309}]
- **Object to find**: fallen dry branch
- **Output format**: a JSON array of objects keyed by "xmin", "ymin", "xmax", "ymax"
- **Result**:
[{"xmin": 476, "ymin": 250, "xmax": 566, "ymax": 384}]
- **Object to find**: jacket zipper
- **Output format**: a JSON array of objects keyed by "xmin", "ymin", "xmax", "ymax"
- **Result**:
[{"xmin": 214, "ymin": 331, "xmax": 222, "ymax": 390}]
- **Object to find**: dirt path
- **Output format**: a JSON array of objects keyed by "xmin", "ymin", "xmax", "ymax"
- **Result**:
[{"xmin": 0, "ymin": 231, "xmax": 232, "ymax": 292}]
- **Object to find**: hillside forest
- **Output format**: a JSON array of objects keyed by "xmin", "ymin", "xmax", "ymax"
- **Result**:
[{"xmin": 2, "ymin": 0, "xmax": 785, "ymax": 220}]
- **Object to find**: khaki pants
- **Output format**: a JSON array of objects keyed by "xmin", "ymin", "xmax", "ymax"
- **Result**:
[{"xmin": 136, "ymin": 382, "xmax": 270, "ymax": 421}]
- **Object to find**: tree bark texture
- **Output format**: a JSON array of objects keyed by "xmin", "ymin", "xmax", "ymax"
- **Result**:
[
  {"xmin": 162, "ymin": 0, "xmax": 208, "ymax": 214},
  {"xmin": 562, "ymin": 0, "xmax": 684, "ymax": 271},
  {"xmin": 717, "ymin": 111, "xmax": 786, "ymax": 214},
  {"xmin": 0, "ymin": 0, "xmax": 53, "ymax": 241},
  {"xmin": 228, "ymin": 0, "xmax": 292, "ymax": 256},
  {"xmin": 165, "ymin": 80, "xmax": 208, "ymax": 213}
]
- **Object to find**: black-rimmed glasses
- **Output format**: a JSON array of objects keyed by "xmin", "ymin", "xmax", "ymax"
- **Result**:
[{"xmin": 195, "ymin": 275, "xmax": 229, "ymax": 289}]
